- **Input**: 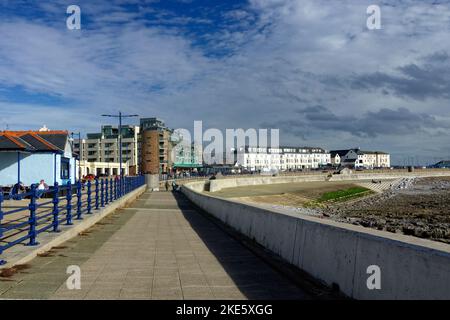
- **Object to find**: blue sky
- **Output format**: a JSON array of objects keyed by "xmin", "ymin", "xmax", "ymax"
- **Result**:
[{"xmin": 1, "ymin": 0, "xmax": 450, "ymax": 164}]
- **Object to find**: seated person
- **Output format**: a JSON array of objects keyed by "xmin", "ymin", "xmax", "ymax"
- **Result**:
[
  {"xmin": 36, "ymin": 180, "xmax": 49, "ymax": 198},
  {"xmin": 11, "ymin": 182, "xmax": 26, "ymax": 200}
]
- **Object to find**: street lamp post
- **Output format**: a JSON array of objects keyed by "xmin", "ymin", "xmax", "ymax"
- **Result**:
[
  {"xmin": 101, "ymin": 112, "xmax": 138, "ymax": 178},
  {"xmin": 71, "ymin": 131, "xmax": 82, "ymax": 181}
]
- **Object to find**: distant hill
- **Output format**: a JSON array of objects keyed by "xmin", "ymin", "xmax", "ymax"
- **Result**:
[{"xmin": 428, "ymin": 160, "xmax": 450, "ymax": 168}]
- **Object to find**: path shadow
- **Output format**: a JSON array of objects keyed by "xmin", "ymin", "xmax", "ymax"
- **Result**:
[{"xmin": 169, "ymin": 191, "xmax": 311, "ymax": 300}]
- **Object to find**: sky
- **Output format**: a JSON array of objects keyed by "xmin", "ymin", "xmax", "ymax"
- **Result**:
[{"xmin": 0, "ymin": 0, "xmax": 450, "ymax": 165}]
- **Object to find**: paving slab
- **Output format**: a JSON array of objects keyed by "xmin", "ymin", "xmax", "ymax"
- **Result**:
[{"xmin": 0, "ymin": 191, "xmax": 311, "ymax": 300}]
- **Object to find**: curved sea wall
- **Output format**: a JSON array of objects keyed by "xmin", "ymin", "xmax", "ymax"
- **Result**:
[
  {"xmin": 208, "ymin": 170, "xmax": 450, "ymax": 192},
  {"xmin": 208, "ymin": 174, "xmax": 327, "ymax": 192},
  {"xmin": 181, "ymin": 176, "xmax": 450, "ymax": 300}
]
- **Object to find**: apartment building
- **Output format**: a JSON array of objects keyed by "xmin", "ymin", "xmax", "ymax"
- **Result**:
[
  {"xmin": 140, "ymin": 118, "xmax": 175, "ymax": 175},
  {"xmin": 74, "ymin": 125, "xmax": 140, "ymax": 175},
  {"xmin": 236, "ymin": 146, "xmax": 331, "ymax": 171},
  {"xmin": 358, "ymin": 151, "xmax": 390, "ymax": 168},
  {"xmin": 331, "ymin": 148, "xmax": 390, "ymax": 169}
]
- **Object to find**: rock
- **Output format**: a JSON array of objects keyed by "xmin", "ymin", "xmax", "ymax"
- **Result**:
[
  {"xmin": 386, "ymin": 226, "xmax": 396, "ymax": 233},
  {"xmin": 338, "ymin": 168, "xmax": 352, "ymax": 175},
  {"xmin": 402, "ymin": 226, "xmax": 415, "ymax": 236}
]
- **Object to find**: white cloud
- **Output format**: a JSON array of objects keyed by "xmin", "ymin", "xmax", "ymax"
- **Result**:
[{"xmin": 1, "ymin": 0, "xmax": 450, "ymax": 164}]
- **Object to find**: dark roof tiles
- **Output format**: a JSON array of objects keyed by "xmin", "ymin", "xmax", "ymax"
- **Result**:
[{"xmin": 0, "ymin": 131, "xmax": 69, "ymax": 153}]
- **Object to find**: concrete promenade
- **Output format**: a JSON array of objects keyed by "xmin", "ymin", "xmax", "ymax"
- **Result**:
[{"xmin": 0, "ymin": 191, "xmax": 309, "ymax": 300}]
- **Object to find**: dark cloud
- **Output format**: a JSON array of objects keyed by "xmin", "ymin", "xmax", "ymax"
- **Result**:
[
  {"xmin": 351, "ymin": 52, "xmax": 450, "ymax": 101},
  {"xmin": 265, "ymin": 106, "xmax": 450, "ymax": 138}
]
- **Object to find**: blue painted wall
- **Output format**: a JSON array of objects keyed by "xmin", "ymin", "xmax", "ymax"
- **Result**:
[
  {"xmin": 0, "ymin": 138, "xmax": 77, "ymax": 187},
  {"xmin": 0, "ymin": 152, "xmax": 76, "ymax": 187}
]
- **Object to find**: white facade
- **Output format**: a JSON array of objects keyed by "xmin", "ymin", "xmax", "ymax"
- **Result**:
[
  {"xmin": 78, "ymin": 160, "xmax": 129, "ymax": 177},
  {"xmin": 236, "ymin": 147, "xmax": 331, "ymax": 171},
  {"xmin": 331, "ymin": 153, "xmax": 341, "ymax": 165},
  {"xmin": 355, "ymin": 152, "xmax": 391, "ymax": 169},
  {"xmin": 333, "ymin": 149, "xmax": 391, "ymax": 169}
]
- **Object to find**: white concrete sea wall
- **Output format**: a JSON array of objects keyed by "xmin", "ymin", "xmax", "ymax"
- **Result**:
[{"xmin": 182, "ymin": 177, "xmax": 450, "ymax": 300}]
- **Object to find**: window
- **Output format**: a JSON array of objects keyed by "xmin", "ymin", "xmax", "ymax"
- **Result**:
[{"xmin": 61, "ymin": 157, "xmax": 70, "ymax": 179}]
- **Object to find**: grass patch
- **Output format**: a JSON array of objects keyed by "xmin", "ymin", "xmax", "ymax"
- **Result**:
[
  {"xmin": 317, "ymin": 187, "xmax": 371, "ymax": 202},
  {"xmin": 306, "ymin": 187, "xmax": 372, "ymax": 207}
]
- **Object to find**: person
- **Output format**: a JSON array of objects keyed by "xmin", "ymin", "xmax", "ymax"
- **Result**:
[
  {"xmin": 172, "ymin": 180, "xmax": 180, "ymax": 192},
  {"xmin": 165, "ymin": 180, "xmax": 169, "ymax": 192},
  {"xmin": 11, "ymin": 181, "xmax": 26, "ymax": 200},
  {"xmin": 36, "ymin": 179, "xmax": 49, "ymax": 198}
]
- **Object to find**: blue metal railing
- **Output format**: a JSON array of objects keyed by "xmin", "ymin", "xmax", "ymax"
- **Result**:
[{"xmin": 0, "ymin": 175, "xmax": 145, "ymax": 265}]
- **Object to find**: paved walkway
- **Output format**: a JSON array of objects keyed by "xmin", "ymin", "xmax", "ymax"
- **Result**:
[{"xmin": 0, "ymin": 191, "xmax": 309, "ymax": 300}]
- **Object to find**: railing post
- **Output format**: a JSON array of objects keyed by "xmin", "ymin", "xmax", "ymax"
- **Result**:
[
  {"xmin": 114, "ymin": 178, "xmax": 117, "ymax": 200},
  {"xmin": 100, "ymin": 179, "xmax": 105, "ymax": 207},
  {"xmin": 95, "ymin": 179, "xmax": 99, "ymax": 210},
  {"xmin": 0, "ymin": 189, "xmax": 6, "ymax": 265},
  {"xmin": 105, "ymin": 178, "xmax": 109, "ymax": 205},
  {"xmin": 52, "ymin": 183, "xmax": 60, "ymax": 232},
  {"xmin": 110, "ymin": 178, "xmax": 113, "ymax": 203},
  {"xmin": 87, "ymin": 180, "xmax": 92, "ymax": 214},
  {"xmin": 27, "ymin": 184, "xmax": 39, "ymax": 246},
  {"xmin": 66, "ymin": 181, "xmax": 73, "ymax": 225},
  {"xmin": 76, "ymin": 180, "xmax": 83, "ymax": 220}
]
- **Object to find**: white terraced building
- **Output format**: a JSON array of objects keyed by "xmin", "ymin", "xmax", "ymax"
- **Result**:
[
  {"xmin": 235, "ymin": 146, "xmax": 331, "ymax": 171},
  {"xmin": 331, "ymin": 148, "xmax": 391, "ymax": 169}
]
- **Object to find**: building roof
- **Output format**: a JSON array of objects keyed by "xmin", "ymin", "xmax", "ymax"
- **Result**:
[
  {"xmin": 331, "ymin": 148, "xmax": 389, "ymax": 157},
  {"xmin": 0, "ymin": 131, "xmax": 69, "ymax": 153},
  {"xmin": 434, "ymin": 160, "xmax": 450, "ymax": 166},
  {"xmin": 244, "ymin": 146, "xmax": 328, "ymax": 154},
  {"xmin": 0, "ymin": 135, "xmax": 32, "ymax": 151},
  {"xmin": 330, "ymin": 150, "xmax": 352, "ymax": 157},
  {"xmin": 359, "ymin": 150, "xmax": 389, "ymax": 155}
]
